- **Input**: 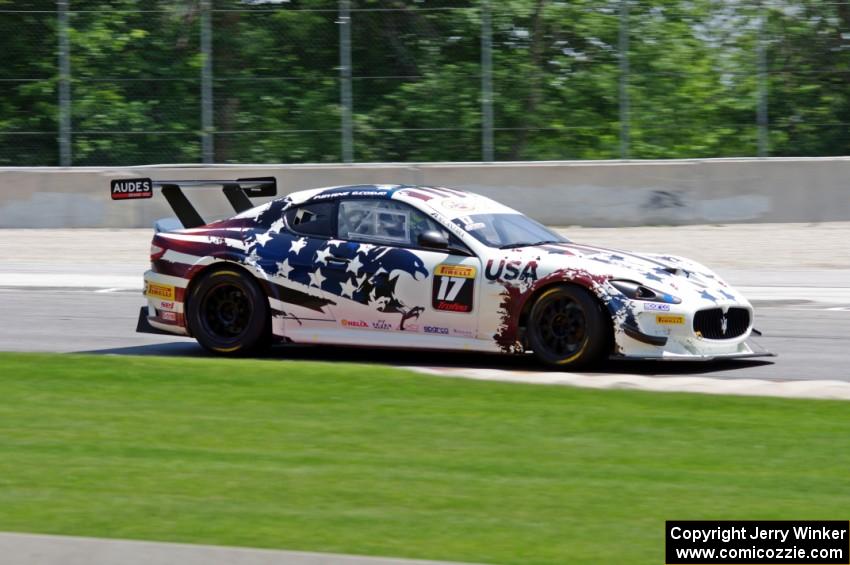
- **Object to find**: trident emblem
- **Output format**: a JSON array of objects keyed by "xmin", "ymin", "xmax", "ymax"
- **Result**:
[{"xmin": 720, "ymin": 313, "xmax": 728, "ymax": 336}]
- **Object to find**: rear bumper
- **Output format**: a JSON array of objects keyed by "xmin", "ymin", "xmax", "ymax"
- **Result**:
[
  {"xmin": 136, "ymin": 306, "xmax": 187, "ymax": 336},
  {"xmin": 138, "ymin": 270, "xmax": 190, "ymax": 336}
]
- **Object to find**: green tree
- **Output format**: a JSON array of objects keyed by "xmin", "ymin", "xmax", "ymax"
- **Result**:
[{"xmin": 2, "ymin": 0, "xmax": 850, "ymax": 165}]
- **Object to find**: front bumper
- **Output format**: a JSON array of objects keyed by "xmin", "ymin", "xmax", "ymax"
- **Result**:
[
  {"xmin": 611, "ymin": 336, "xmax": 774, "ymax": 361},
  {"xmin": 612, "ymin": 300, "xmax": 774, "ymax": 360}
]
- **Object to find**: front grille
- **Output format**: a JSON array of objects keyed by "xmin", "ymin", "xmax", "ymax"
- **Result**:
[{"xmin": 693, "ymin": 307, "xmax": 750, "ymax": 339}]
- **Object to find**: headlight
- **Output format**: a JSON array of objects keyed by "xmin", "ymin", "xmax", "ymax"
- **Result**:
[{"xmin": 608, "ymin": 279, "xmax": 681, "ymax": 304}]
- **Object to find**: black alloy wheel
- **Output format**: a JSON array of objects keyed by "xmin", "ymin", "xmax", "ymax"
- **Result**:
[
  {"xmin": 527, "ymin": 285, "xmax": 609, "ymax": 367},
  {"xmin": 201, "ymin": 282, "xmax": 252, "ymax": 339},
  {"xmin": 187, "ymin": 268, "xmax": 270, "ymax": 355}
]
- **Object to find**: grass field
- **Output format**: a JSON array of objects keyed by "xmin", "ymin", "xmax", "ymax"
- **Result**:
[{"xmin": 0, "ymin": 353, "xmax": 848, "ymax": 564}]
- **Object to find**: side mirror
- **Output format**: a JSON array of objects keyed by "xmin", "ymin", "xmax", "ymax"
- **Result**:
[{"xmin": 418, "ymin": 230, "xmax": 449, "ymax": 250}]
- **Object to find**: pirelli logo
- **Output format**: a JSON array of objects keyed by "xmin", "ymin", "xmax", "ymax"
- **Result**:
[
  {"xmin": 145, "ymin": 282, "xmax": 175, "ymax": 301},
  {"xmin": 434, "ymin": 264, "xmax": 476, "ymax": 279},
  {"xmin": 656, "ymin": 314, "xmax": 685, "ymax": 325}
]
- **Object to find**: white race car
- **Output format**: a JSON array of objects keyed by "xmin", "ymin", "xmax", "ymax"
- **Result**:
[{"xmin": 114, "ymin": 178, "xmax": 770, "ymax": 367}]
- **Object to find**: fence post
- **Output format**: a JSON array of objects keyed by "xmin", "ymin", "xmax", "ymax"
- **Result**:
[
  {"xmin": 200, "ymin": 0, "xmax": 214, "ymax": 163},
  {"xmin": 756, "ymin": 1, "xmax": 769, "ymax": 157},
  {"xmin": 480, "ymin": 0, "xmax": 494, "ymax": 162},
  {"xmin": 339, "ymin": 0, "xmax": 353, "ymax": 163},
  {"xmin": 57, "ymin": 0, "xmax": 72, "ymax": 166},
  {"xmin": 618, "ymin": 0, "xmax": 630, "ymax": 159}
]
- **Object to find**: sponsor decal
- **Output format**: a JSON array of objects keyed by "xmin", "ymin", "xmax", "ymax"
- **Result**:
[
  {"xmin": 111, "ymin": 177, "xmax": 153, "ymax": 200},
  {"xmin": 452, "ymin": 328, "xmax": 475, "ymax": 338},
  {"xmin": 435, "ymin": 264, "xmax": 476, "ymax": 279},
  {"xmin": 484, "ymin": 259, "xmax": 538, "ymax": 282},
  {"xmin": 145, "ymin": 282, "xmax": 175, "ymax": 301},
  {"xmin": 312, "ymin": 189, "xmax": 391, "ymax": 200},
  {"xmin": 644, "ymin": 302, "xmax": 671, "ymax": 312},
  {"xmin": 656, "ymin": 314, "xmax": 685, "ymax": 325},
  {"xmin": 441, "ymin": 199, "xmax": 475, "ymax": 212},
  {"xmin": 432, "ymin": 264, "xmax": 476, "ymax": 313},
  {"xmin": 397, "ymin": 188, "xmax": 434, "ymax": 202},
  {"xmin": 341, "ymin": 319, "xmax": 369, "ymax": 328},
  {"xmin": 160, "ymin": 311, "xmax": 177, "ymax": 322},
  {"xmin": 371, "ymin": 320, "xmax": 393, "ymax": 331},
  {"xmin": 424, "ymin": 325, "xmax": 449, "ymax": 335},
  {"xmin": 434, "ymin": 301, "xmax": 470, "ymax": 312},
  {"xmin": 159, "ymin": 301, "xmax": 175, "ymax": 311}
]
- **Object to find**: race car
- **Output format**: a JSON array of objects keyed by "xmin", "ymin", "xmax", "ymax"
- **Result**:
[{"xmin": 112, "ymin": 177, "xmax": 770, "ymax": 367}]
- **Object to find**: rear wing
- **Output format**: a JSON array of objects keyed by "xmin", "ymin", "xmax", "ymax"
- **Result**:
[{"xmin": 110, "ymin": 176, "xmax": 277, "ymax": 228}]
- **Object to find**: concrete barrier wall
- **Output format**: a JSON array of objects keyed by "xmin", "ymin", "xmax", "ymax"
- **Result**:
[{"xmin": 0, "ymin": 158, "xmax": 847, "ymax": 228}]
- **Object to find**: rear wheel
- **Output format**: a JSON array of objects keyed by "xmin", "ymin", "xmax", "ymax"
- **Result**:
[
  {"xmin": 527, "ymin": 285, "xmax": 608, "ymax": 368},
  {"xmin": 187, "ymin": 269, "xmax": 270, "ymax": 355}
]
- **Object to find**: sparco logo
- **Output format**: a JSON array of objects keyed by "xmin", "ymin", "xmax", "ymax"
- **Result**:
[{"xmin": 111, "ymin": 177, "xmax": 153, "ymax": 200}]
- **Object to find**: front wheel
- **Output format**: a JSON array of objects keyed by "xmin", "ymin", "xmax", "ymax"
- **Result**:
[
  {"xmin": 526, "ymin": 285, "xmax": 609, "ymax": 368},
  {"xmin": 187, "ymin": 268, "xmax": 270, "ymax": 355}
]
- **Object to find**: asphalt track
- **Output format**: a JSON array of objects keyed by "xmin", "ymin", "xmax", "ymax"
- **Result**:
[
  {"xmin": 0, "ymin": 533, "xmax": 473, "ymax": 565},
  {"xmin": 0, "ymin": 284, "xmax": 846, "ymax": 381},
  {"xmin": 1, "ymin": 226, "xmax": 848, "ymax": 386}
]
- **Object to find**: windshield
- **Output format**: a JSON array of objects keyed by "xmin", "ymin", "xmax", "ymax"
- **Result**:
[{"xmin": 452, "ymin": 213, "xmax": 568, "ymax": 248}]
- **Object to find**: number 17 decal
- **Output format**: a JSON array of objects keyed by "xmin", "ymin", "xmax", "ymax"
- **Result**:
[{"xmin": 432, "ymin": 264, "xmax": 476, "ymax": 313}]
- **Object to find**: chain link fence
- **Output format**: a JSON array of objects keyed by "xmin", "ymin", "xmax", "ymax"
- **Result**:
[{"xmin": 1, "ymin": 1, "xmax": 848, "ymax": 166}]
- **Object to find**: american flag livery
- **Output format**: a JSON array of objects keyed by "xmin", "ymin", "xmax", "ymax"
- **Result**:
[{"xmin": 134, "ymin": 182, "xmax": 770, "ymax": 365}]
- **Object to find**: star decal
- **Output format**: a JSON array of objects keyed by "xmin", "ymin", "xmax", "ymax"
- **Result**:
[
  {"xmin": 290, "ymin": 237, "xmax": 307, "ymax": 255},
  {"xmin": 316, "ymin": 247, "xmax": 332, "ymax": 264},
  {"xmin": 277, "ymin": 258, "xmax": 293, "ymax": 278},
  {"xmin": 347, "ymin": 254, "xmax": 363, "ymax": 275},
  {"xmin": 255, "ymin": 231, "xmax": 273, "ymax": 247},
  {"xmin": 309, "ymin": 268, "xmax": 326, "ymax": 288},
  {"xmin": 340, "ymin": 278, "xmax": 357, "ymax": 298}
]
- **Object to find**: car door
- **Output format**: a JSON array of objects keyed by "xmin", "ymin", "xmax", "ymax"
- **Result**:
[
  {"xmin": 250, "ymin": 200, "xmax": 339, "ymax": 331},
  {"xmin": 325, "ymin": 197, "xmax": 481, "ymax": 345}
]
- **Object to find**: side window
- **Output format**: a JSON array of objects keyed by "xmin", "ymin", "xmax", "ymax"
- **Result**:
[
  {"xmin": 284, "ymin": 202, "xmax": 335, "ymax": 237},
  {"xmin": 339, "ymin": 200, "xmax": 408, "ymax": 245},
  {"xmin": 338, "ymin": 199, "xmax": 451, "ymax": 247}
]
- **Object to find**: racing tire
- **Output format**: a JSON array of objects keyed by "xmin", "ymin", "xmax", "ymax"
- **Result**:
[
  {"xmin": 187, "ymin": 268, "xmax": 270, "ymax": 356},
  {"xmin": 527, "ymin": 285, "xmax": 609, "ymax": 368}
]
